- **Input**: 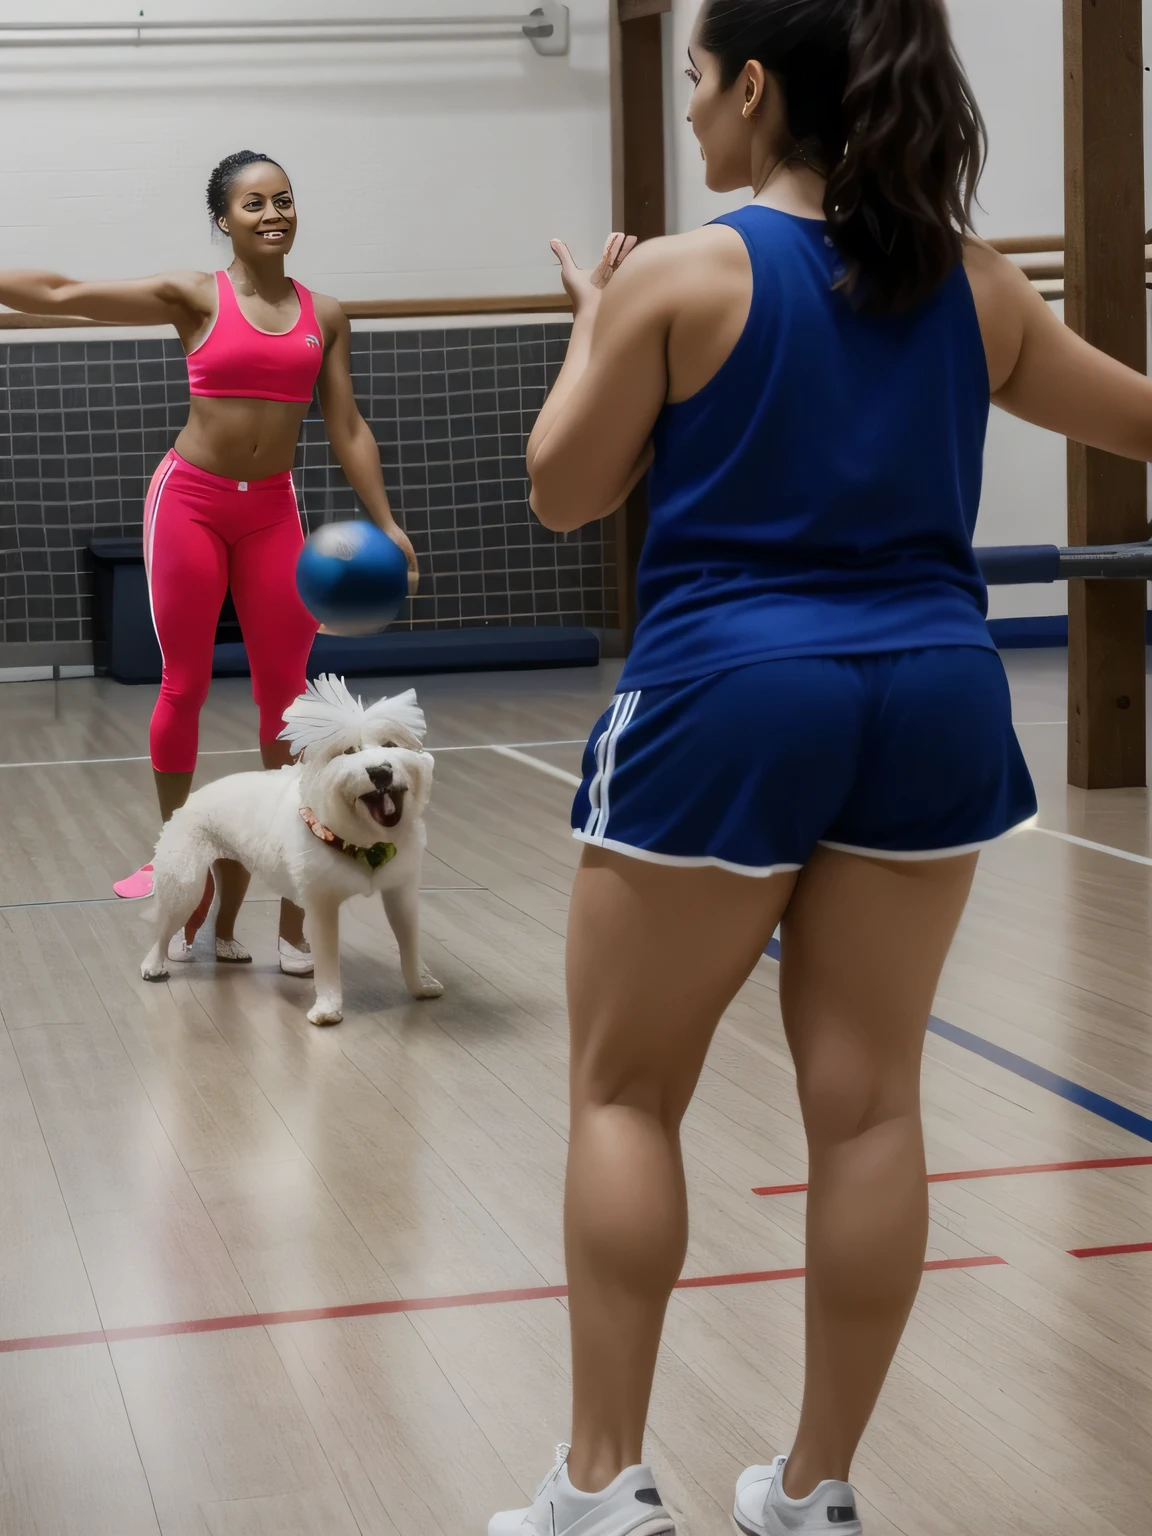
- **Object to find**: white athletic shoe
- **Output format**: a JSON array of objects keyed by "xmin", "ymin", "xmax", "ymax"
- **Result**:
[
  {"xmin": 278, "ymin": 937, "xmax": 314, "ymax": 977},
  {"xmin": 167, "ymin": 934, "xmax": 194, "ymax": 963},
  {"xmin": 489, "ymin": 1444, "xmax": 674, "ymax": 1536},
  {"xmin": 734, "ymin": 1457, "xmax": 861, "ymax": 1536}
]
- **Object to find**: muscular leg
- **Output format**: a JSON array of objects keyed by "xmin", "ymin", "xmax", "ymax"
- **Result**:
[
  {"xmin": 229, "ymin": 500, "xmax": 317, "ymax": 949},
  {"xmin": 145, "ymin": 469, "xmax": 235, "ymax": 936},
  {"xmin": 777, "ymin": 846, "xmax": 978, "ymax": 1498},
  {"xmin": 564, "ymin": 847, "xmax": 795, "ymax": 1493},
  {"xmin": 153, "ymin": 768, "xmax": 194, "ymax": 822}
]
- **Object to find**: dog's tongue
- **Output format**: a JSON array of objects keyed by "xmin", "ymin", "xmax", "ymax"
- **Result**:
[{"xmin": 362, "ymin": 788, "xmax": 399, "ymax": 828}]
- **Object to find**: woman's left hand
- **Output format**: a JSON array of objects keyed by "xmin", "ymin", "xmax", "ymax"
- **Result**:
[
  {"xmin": 317, "ymin": 523, "xmax": 419, "ymax": 633},
  {"xmin": 383, "ymin": 522, "xmax": 420, "ymax": 597},
  {"xmin": 551, "ymin": 233, "xmax": 639, "ymax": 317}
]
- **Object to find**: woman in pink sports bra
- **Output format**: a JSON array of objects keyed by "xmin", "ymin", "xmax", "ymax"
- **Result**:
[{"xmin": 0, "ymin": 150, "xmax": 417, "ymax": 973}]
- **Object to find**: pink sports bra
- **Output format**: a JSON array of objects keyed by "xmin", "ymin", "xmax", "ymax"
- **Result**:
[{"xmin": 187, "ymin": 270, "xmax": 325, "ymax": 404}]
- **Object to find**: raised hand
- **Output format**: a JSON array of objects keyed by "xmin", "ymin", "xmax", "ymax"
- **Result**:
[{"xmin": 550, "ymin": 233, "xmax": 639, "ymax": 316}]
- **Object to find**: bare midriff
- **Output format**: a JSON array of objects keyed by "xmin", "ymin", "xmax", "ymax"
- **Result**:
[{"xmin": 174, "ymin": 394, "xmax": 311, "ymax": 481}]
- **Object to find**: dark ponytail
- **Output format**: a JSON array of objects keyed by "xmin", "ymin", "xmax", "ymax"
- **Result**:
[
  {"xmin": 206, "ymin": 150, "xmax": 287, "ymax": 233},
  {"xmin": 700, "ymin": 0, "xmax": 986, "ymax": 313}
]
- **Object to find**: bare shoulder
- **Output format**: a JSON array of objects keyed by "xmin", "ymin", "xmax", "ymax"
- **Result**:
[
  {"xmin": 961, "ymin": 238, "xmax": 1037, "ymax": 393},
  {"xmin": 962, "ymin": 238, "xmax": 1033, "ymax": 302},
  {"xmin": 616, "ymin": 226, "xmax": 748, "ymax": 296},
  {"xmin": 311, "ymin": 290, "xmax": 345, "ymax": 321},
  {"xmin": 154, "ymin": 269, "xmax": 217, "ymax": 313},
  {"xmin": 311, "ymin": 290, "xmax": 349, "ymax": 343},
  {"xmin": 158, "ymin": 269, "xmax": 215, "ymax": 297}
]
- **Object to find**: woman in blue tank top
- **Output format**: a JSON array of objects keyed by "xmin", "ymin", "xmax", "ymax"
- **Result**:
[{"xmin": 490, "ymin": 5, "xmax": 1152, "ymax": 1535}]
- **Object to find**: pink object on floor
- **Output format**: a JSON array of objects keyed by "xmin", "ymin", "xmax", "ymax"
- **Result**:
[{"xmin": 113, "ymin": 864, "xmax": 155, "ymax": 900}]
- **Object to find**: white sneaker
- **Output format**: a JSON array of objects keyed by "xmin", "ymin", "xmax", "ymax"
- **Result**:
[
  {"xmin": 278, "ymin": 937, "xmax": 314, "ymax": 977},
  {"xmin": 734, "ymin": 1457, "xmax": 861, "ymax": 1535},
  {"xmin": 490, "ymin": 1444, "xmax": 674, "ymax": 1536},
  {"xmin": 168, "ymin": 934, "xmax": 194, "ymax": 963}
]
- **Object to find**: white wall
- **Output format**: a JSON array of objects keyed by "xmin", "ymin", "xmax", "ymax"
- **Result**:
[{"xmin": 0, "ymin": 0, "xmax": 610, "ymax": 301}]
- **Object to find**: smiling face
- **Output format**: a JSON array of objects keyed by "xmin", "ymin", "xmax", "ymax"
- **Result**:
[
  {"xmin": 303, "ymin": 739, "xmax": 434, "ymax": 851},
  {"xmin": 218, "ymin": 161, "xmax": 297, "ymax": 264}
]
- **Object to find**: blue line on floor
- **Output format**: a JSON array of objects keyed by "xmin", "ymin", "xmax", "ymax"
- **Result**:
[
  {"xmin": 763, "ymin": 939, "xmax": 1152, "ymax": 1144},
  {"xmin": 926, "ymin": 1014, "xmax": 1152, "ymax": 1144}
]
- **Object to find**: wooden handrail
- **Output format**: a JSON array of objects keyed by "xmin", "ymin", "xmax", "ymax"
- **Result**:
[
  {"xmin": 7, "ymin": 239, "xmax": 1151, "ymax": 330},
  {"xmin": 1016, "ymin": 246, "xmax": 1152, "ymax": 281},
  {"xmin": 341, "ymin": 293, "xmax": 572, "ymax": 319},
  {"xmin": 988, "ymin": 235, "xmax": 1064, "ymax": 255},
  {"xmin": 0, "ymin": 291, "xmax": 575, "ymax": 330}
]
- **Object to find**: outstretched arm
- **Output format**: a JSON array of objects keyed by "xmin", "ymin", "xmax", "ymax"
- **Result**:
[
  {"xmin": 0, "ymin": 269, "xmax": 215, "ymax": 341},
  {"xmin": 967, "ymin": 242, "xmax": 1152, "ymax": 462},
  {"xmin": 315, "ymin": 298, "xmax": 419, "ymax": 594}
]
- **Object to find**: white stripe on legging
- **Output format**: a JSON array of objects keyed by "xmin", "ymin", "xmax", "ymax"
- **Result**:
[
  {"xmin": 142, "ymin": 454, "xmax": 179, "ymax": 671},
  {"xmin": 289, "ymin": 474, "xmax": 306, "ymax": 539}
]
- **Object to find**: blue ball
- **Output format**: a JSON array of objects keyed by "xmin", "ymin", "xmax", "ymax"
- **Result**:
[{"xmin": 296, "ymin": 521, "xmax": 409, "ymax": 636}]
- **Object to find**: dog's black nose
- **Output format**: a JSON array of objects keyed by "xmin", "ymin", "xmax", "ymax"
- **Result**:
[{"xmin": 368, "ymin": 764, "xmax": 394, "ymax": 791}]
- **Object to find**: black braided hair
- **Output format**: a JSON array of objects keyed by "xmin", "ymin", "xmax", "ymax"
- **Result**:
[{"xmin": 205, "ymin": 150, "xmax": 288, "ymax": 233}]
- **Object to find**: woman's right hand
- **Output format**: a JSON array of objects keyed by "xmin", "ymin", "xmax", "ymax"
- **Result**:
[{"xmin": 550, "ymin": 233, "xmax": 639, "ymax": 319}]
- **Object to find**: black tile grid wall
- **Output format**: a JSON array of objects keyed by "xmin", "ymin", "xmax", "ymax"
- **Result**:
[{"xmin": 0, "ymin": 323, "xmax": 617, "ymax": 649}]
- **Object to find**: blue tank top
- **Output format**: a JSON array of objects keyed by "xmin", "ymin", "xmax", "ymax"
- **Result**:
[{"xmin": 619, "ymin": 204, "xmax": 994, "ymax": 690}]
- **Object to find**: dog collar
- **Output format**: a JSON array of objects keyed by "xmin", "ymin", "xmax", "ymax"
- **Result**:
[{"xmin": 300, "ymin": 806, "xmax": 398, "ymax": 871}]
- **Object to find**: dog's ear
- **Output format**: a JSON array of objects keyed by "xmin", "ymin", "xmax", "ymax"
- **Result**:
[
  {"xmin": 279, "ymin": 674, "xmax": 363, "ymax": 760},
  {"xmin": 408, "ymin": 750, "xmax": 435, "ymax": 808},
  {"xmin": 361, "ymin": 688, "xmax": 426, "ymax": 750}
]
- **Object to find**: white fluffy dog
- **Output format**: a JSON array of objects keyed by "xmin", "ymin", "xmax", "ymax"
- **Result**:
[{"xmin": 140, "ymin": 675, "xmax": 443, "ymax": 1025}]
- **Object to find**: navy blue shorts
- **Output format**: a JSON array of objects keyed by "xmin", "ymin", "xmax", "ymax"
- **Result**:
[{"xmin": 572, "ymin": 649, "xmax": 1037, "ymax": 875}]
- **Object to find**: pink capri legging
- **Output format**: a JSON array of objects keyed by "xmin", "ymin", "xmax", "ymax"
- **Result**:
[{"xmin": 143, "ymin": 449, "xmax": 318, "ymax": 773}]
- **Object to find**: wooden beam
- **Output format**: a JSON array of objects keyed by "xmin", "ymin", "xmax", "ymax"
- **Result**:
[
  {"xmin": 610, "ymin": 0, "xmax": 666, "ymax": 650},
  {"xmin": 619, "ymin": 0, "xmax": 672, "ymax": 20},
  {"xmin": 0, "ymin": 293, "xmax": 574, "ymax": 328},
  {"xmin": 988, "ymin": 235, "xmax": 1065, "ymax": 255},
  {"xmin": 1064, "ymin": 0, "xmax": 1147, "ymax": 789}
]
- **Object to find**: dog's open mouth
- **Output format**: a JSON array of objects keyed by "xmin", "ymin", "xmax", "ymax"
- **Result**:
[{"xmin": 360, "ymin": 787, "xmax": 405, "ymax": 829}]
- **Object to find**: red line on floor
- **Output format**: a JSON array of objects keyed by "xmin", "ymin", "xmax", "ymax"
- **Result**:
[
  {"xmin": 1068, "ymin": 1240, "xmax": 1152, "ymax": 1259},
  {"xmin": 0, "ymin": 1256, "xmax": 1004, "ymax": 1357},
  {"xmin": 753, "ymin": 1154, "xmax": 1152, "ymax": 1197}
]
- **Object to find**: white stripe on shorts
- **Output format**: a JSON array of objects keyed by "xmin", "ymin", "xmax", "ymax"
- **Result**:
[{"xmin": 583, "ymin": 690, "xmax": 641, "ymax": 842}]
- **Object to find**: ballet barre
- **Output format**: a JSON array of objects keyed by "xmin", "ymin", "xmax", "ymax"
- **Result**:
[{"xmin": 0, "ymin": 295, "xmax": 575, "ymax": 330}]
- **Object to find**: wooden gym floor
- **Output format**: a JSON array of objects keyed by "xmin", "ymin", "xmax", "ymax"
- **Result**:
[{"xmin": 0, "ymin": 649, "xmax": 1150, "ymax": 1536}]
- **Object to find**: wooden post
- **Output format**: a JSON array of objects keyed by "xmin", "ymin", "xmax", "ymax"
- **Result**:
[
  {"xmin": 1064, "ymin": 0, "xmax": 1148, "ymax": 789},
  {"xmin": 610, "ymin": 0, "xmax": 670, "ymax": 650}
]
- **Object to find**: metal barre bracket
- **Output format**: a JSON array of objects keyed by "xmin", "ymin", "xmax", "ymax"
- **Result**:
[
  {"xmin": 0, "ymin": 7, "xmax": 571, "ymax": 57},
  {"xmin": 976, "ymin": 541, "xmax": 1152, "ymax": 585},
  {"xmin": 525, "ymin": 3, "xmax": 570, "ymax": 55}
]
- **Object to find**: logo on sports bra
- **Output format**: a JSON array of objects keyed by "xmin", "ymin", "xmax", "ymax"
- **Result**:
[{"xmin": 305, "ymin": 334, "xmax": 321, "ymax": 349}]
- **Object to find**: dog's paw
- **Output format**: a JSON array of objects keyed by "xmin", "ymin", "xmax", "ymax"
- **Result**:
[
  {"xmin": 141, "ymin": 960, "xmax": 170, "ymax": 983},
  {"xmin": 411, "ymin": 970, "xmax": 444, "ymax": 1000},
  {"xmin": 308, "ymin": 1000, "xmax": 344, "ymax": 1027}
]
